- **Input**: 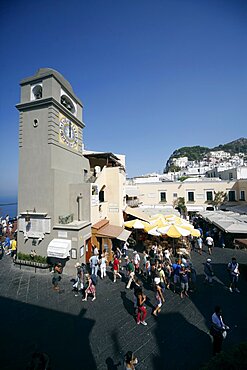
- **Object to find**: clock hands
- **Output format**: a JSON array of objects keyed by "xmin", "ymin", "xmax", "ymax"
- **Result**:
[
  {"xmin": 59, "ymin": 118, "xmax": 77, "ymax": 147},
  {"xmin": 69, "ymin": 122, "xmax": 72, "ymax": 139}
]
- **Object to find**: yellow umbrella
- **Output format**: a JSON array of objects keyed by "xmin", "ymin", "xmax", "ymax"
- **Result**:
[
  {"xmin": 144, "ymin": 218, "xmax": 169, "ymax": 232},
  {"xmin": 147, "ymin": 226, "xmax": 162, "ymax": 236},
  {"xmin": 164, "ymin": 214, "xmax": 178, "ymax": 221},
  {"xmin": 158, "ymin": 224, "xmax": 191, "ymax": 238},
  {"xmin": 149, "ymin": 213, "xmax": 167, "ymax": 220},
  {"xmin": 124, "ymin": 219, "xmax": 150, "ymax": 229},
  {"xmin": 190, "ymin": 229, "xmax": 201, "ymax": 237},
  {"xmin": 173, "ymin": 220, "xmax": 200, "ymax": 237},
  {"xmin": 177, "ymin": 222, "xmax": 194, "ymax": 230}
]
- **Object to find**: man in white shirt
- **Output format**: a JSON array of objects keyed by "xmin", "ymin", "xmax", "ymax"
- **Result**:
[
  {"xmin": 89, "ymin": 254, "xmax": 99, "ymax": 276},
  {"xmin": 211, "ymin": 306, "xmax": 229, "ymax": 355},
  {"xmin": 206, "ymin": 236, "xmax": 214, "ymax": 255},
  {"xmin": 133, "ymin": 251, "xmax": 140, "ymax": 273}
]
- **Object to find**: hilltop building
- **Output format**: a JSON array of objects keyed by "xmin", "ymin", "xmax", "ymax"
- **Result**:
[
  {"xmin": 166, "ymin": 150, "xmax": 247, "ymax": 179},
  {"xmin": 206, "ymin": 166, "xmax": 247, "ymax": 181}
]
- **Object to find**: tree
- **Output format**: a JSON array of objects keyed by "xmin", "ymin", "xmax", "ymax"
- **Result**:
[
  {"xmin": 169, "ymin": 165, "xmax": 181, "ymax": 172},
  {"xmin": 173, "ymin": 197, "xmax": 187, "ymax": 217},
  {"xmin": 178, "ymin": 176, "xmax": 189, "ymax": 182},
  {"xmin": 208, "ymin": 191, "xmax": 227, "ymax": 210}
]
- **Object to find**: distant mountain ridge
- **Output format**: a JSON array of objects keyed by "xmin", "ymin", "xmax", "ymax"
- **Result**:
[{"xmin": 164, "ymin": 137, "xmax": 247, "ymax": 173}]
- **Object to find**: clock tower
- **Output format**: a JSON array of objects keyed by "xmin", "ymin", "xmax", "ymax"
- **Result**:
[{"xmin": 16, "ymin": 68, "xmax": 92, "ymax": 271}]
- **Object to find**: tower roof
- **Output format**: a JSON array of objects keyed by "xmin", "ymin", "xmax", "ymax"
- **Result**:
[{"xmin": 20, "ymin": 68, "xmax": 78, "ymax": 100}]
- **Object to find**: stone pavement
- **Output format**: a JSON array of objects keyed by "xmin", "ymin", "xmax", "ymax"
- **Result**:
[{"xmin": 0, "ymin": 247, "xmax": 247, "ymax": 370}]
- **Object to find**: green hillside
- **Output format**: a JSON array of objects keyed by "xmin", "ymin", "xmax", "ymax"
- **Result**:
[
  {"xmin": 212, "ymin": 137, "xmax": 247, "ymax": 154},
  {"xmin": 164, "ymin": 138, "xmax": 247, "ymax": 173}
]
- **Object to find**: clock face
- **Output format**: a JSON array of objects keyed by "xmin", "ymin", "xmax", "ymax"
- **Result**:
[{"xmin": 59, "ymin": 116, "xmax": 78, "ymax": 148}]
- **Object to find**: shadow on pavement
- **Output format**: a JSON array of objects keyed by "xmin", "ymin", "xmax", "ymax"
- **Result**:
[
  {"xmin": 190, "ymin": 266, "xmax": 247, "ymax": 351},
  {"xmin": 152, "ymin": 312, "xmax": 212, "ymax": 370},
  {"xmin": 0, "ymin": 295, "xmax": 96, "ymax": 370},
  {"xmin": 105, "ymin": 357, "xmax": 121, "ymax": 369},
  {"xmin": 120, "ymin": 291, "xmax": 135, "ymax": 318}
]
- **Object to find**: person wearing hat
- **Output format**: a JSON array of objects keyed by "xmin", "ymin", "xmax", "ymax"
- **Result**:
[
  {"xmin": 153, "ymin": 277, "xmax": 165, "ymax": 316},
  {"xmin": 204, "ymin": 258, "xmax": 214, "ymax": 285}
]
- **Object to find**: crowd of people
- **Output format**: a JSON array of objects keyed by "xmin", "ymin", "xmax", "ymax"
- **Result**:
[
  {"xmin": 0, "ymin": 214, "xmax": 17, "ymax": 260},
  {"xmin": 49, "ymin": 237, "xmax": 240, "ymax": 363},
  {"xmin": 54, "ymin": 238, "xmax": 241, "ymax": 333},
  {"xmin": 0, "ymin": 214, "xmax": 15, "ymax": 236},
  {"xmin": 0, "ymin": 211, "xmax": 241, "ymax": 363}
]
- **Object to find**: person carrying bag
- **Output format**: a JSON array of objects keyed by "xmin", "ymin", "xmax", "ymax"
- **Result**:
[{"xmin": 210, "ymin": 305, "xmax": 229, "ymax": 355}]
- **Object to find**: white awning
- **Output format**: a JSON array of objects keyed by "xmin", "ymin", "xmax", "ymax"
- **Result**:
[
  {"xmin": 187, "ymin": 206, "xmax": 204, "ymax": 212},
  {"xmin": 117, "ymin": 229, "xmax": 131, "ymax": 242},
  {"xmin": 225, "ymin": 224, "xmax": 247, "ymax": 234},
  {"xmin": 199, "ymin": 210, "xmax": 247, "ymax": 234},
  {"xmin": 47, "ymin": 239, "xmax": 71, "ymax": 259},
  {"xmin": 124, "ymin": 206, "xmax": 150, "ymax": 222}
]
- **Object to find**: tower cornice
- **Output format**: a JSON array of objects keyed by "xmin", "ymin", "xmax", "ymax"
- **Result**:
[{"xmin": 16, "ymin": 97, "xmax": 85, "ymax": 128}]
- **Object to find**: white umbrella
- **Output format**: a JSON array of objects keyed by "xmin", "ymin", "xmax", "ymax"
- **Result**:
[
  {"xmin": 157, "ymin": 224, "xmax": 191, "ymax": 238},
  {"xmin": 147, "ymin": 226, "xmax": 161, "ymax": 236},
  {"xmin": 124, "ymin": 219, "xmax": 150, "ymax": 229}
]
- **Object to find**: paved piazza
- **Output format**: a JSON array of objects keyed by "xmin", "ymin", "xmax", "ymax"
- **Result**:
[{"xmin": 0, "ymin": 247, "xmax": 247, "ymax": 370}]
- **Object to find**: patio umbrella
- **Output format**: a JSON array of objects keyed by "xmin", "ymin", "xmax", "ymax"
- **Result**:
[
  {"xmin": 157, "ymin": 224, "xmax": 191, "ymax": 238},
  {"xmin": 124, "ymin": 219, "xmax": 150, "ymax": 229},
  {"xmin": 149, "ymin": 213, "xmax": 167, "ymax": 220},
  {"xmin": 174, "ymin": 220, "xmax": 201, "ymax": 237},
  {"xmin": 190, "ymin": 229, "xmax": 201, "ymax": 237},
  {"xmin": 147, "ymin": 226, "xmax": 161, "ymax": 236},
  {"xmin": 145, "ymin": 218, "xmax": 169, "ymax": 232}
]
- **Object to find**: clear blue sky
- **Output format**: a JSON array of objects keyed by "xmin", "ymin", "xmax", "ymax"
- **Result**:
[{"xmin": 0, "ymin": 0, "xmax": 246, "ymax": 197}]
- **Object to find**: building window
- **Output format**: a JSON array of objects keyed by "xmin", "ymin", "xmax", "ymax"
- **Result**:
[
  {"xmin": 99, "ymin": 190, "xmax": 105, "ymax": 203},
  {"xmin": 188, "ymin": 192, "xmax": 194, "ymax": 202},
  {"xmin": 206, "ymin": 191, "xmax": 213, "ymax": 202},
  {"xmin": 99, "ymin": 186, "xmax": 105, "ymax": 203},
  {"xmin": 92, "ymin": 185, "xmax": 98, "ymax": 196},
  {"xmin": 61, "ymin": 94, "xmax": 75, "ymax": 113},
  {"xmin": 228, "ymin": 191, "xmax": 236, "ymax": 201},
  {"xmin": 160, "ymin": 192, "xmax": 166, "ymax": 202},
  {"xmin": 173, "ymin": 193, "xmax": 178, "ymax": 198},
  {"xmin": 229, "ymin": 172, "xmax": 233, "ymax": 180},
  {"xmin": 32, "ymin": 84, "xmax": 42, "ymax": 100},
  {"xmin": 240, "ymin": 190, "xmax": 245, "ymax": 201}
]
